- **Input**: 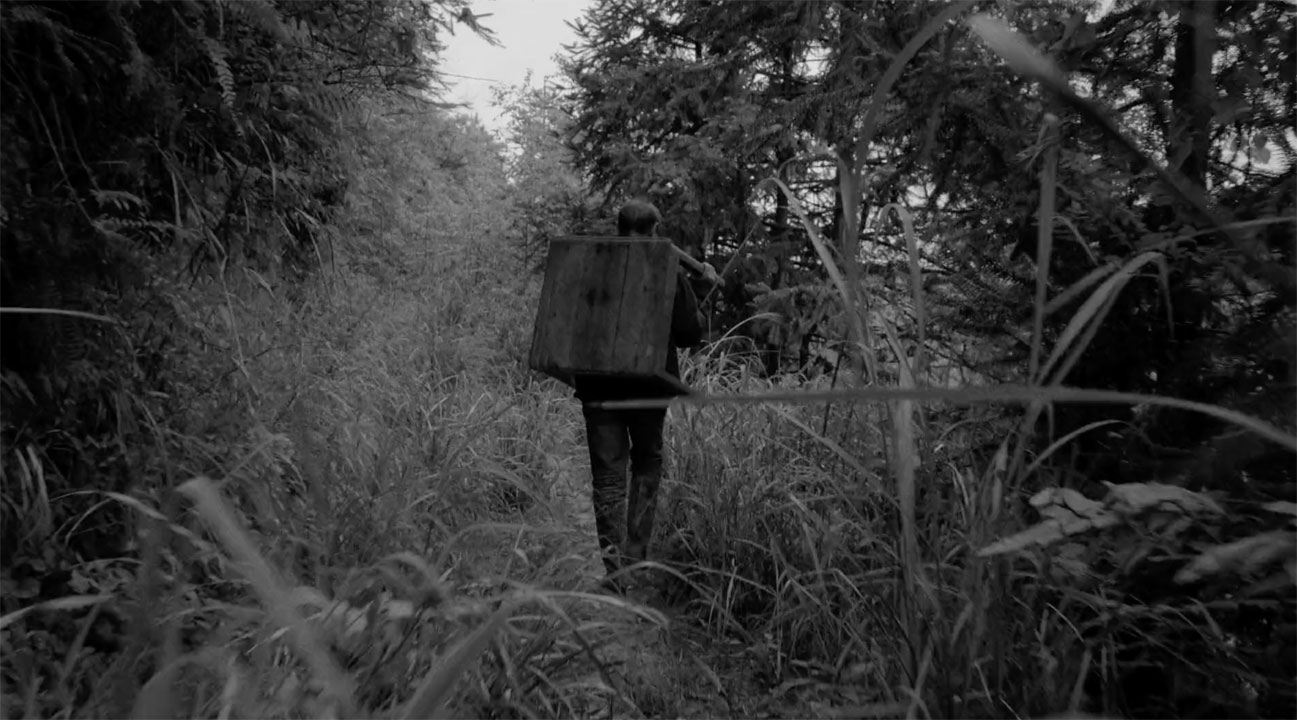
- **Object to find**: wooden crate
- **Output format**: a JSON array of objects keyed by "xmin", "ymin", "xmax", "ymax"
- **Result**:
[{"xmin": 529, "ymin": 236, "xmax": 687, "ymax": 395}]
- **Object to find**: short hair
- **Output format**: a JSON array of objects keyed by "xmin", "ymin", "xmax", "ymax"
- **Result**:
[{"xmin": 617, "ymin": 200, "xmax": 661, "ymax": 237}]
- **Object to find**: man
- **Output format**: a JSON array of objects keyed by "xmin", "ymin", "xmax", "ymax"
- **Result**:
[{"xmin": 575, "ymin": 199, "xmax": 713, "ymax": 593}]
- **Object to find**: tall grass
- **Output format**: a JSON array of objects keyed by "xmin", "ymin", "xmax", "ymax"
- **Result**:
[
  {"xmin": 6, "ymin": 11, "xmax": 1291, "ymax": 719},
  {"xmin": 635, "ymin": 10, "xmax": 1297, "ymax": 720},
  {"xmin": 0, "ymin": 103, "xmax": 672, "ymax": 718}
]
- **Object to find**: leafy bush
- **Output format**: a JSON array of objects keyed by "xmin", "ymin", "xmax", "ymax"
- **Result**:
[
  {"xmin": 552, "ymin": 3, "xmax": 1295, "ymax": 717},
  {"xmin": 0, "ymin": 1, "xmax": 603, "ymax": 717}
]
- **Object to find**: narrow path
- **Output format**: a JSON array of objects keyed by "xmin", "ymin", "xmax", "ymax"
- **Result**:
[{"xmin": 532, "ymin": 448, "xmax": 742, "ymax": 719}]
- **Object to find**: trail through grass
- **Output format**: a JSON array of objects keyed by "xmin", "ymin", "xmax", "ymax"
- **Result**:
[
  {"xmin": 490, "ymin": 420, "xmax": 771, "ymax": 719},
  {"xmin": 314, "ymin": 162, "xmax": 775, "ymax": 716},
  {"xmin": 8, "ymin": 84, "xmax": 1289, "ymax": 717}
]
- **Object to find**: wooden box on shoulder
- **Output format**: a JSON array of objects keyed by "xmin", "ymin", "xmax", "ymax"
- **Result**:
[{"xmin": 529, "ymin": 236, "xmax": 688, "ymax": 396}]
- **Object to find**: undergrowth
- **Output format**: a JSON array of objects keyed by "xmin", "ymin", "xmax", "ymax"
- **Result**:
[
  {"xmin": 624, "ymin": 12, "xmax": 1296, "ymax": 718},
  {"xmin": 3, "ymin": 2, "xmax": 1293, "ymax": 719},
  {"xmin": 0, "ymin": 89, "xmax": 658, "ymax": 717},
  {"xmin": 661, "ymin": 339, "xmax": 1294, "ymax": 718}
]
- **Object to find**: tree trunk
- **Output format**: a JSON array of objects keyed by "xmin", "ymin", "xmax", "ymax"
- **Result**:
[{"xmin": 1167, "ymin": 0, "xmax": 1216, "ymax": 189}]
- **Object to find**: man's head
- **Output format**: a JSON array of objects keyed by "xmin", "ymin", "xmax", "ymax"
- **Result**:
[{"xmin": 617, "ymin": 200, "xmax": 661, "ymax": 237}]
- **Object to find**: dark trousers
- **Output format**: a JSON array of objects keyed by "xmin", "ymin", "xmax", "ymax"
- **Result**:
[{"xmin": 581, "ymin": 404, "xmax": 668, "ymax": 576}]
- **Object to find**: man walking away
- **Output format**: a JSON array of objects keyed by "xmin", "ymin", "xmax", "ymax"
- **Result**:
[{"xmin": 575, "ymin": 199, "xmax": 706, "ymax": 593}]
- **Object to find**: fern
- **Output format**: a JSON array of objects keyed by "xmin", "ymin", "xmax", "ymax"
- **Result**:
[
  {"xmin": 5, "ymin": 6, "xmax": 78, "ymax": 79},
  {"xmin": 93, "ymin": 217, "xmax": 178, "ymax": 246},
  {"xmin": 91, "ymin": 189, "xmax": 148, "ymax": 214},
  {"xmin": 199, "ymin": 34, "xmax": 237, "ymax": 125},
  {"xmin": 303, "ymin": 86, "xmax": 359, "ymax": 122}
]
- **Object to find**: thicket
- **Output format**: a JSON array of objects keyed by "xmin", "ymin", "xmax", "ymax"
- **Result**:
[
  {"xmin": 3, "ymin": 0, "xmax": 1294, "ymax": 718},
  {"xmin": 3, "ymin": 0, "xmax": 479, "ymax": 556},
  {"xmin": 0, "ymin": 1, "xmax": 601, "ymax": 717},
  {"xmin": 543, "ymin": 0, "xmax": 1296, "ymax": 717}
]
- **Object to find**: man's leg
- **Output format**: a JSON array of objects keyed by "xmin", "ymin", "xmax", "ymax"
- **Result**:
[
  {"xmin": 625, "ymin": 407, "xmax": 668, "ymax": 563},
  {"xmin": 582, "ymin": 405, "xmax": 630, "ymax": 577}
]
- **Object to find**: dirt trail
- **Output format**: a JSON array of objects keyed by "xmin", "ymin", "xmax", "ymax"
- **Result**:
[{"xmin": 535, "ymin": 449, "xmax": 747, "ymax": 719}]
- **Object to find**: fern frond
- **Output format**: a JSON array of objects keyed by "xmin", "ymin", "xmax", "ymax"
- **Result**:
[
  {"xmin": 199, "ymin": 35, "xmax": 237, "ymax": 120},
  {"xmin": 91, "ymin": 190, "xmax": 148, "ymax": 214},
  {"xmin": 6, "ymin": 6, "xmax": 77, "ymax": 78},
  {"xmin": 93, "ymin": 217, "xmax": 179, "ymax": 246},
  {"xmin": 302, "ymin": 86, "xmax": 358, "ymax": 122},
  {"xmin": 110, "ymin": 9, "xmax": 154, "ymax": 98},
  {"xmin": 4, "ymin": 4, "xmax": 114, "ymax": 89}
]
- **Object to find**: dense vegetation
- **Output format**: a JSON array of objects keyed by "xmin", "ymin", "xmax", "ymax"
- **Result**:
[
  {"xmin": 1, "ymin": 0, "xmax": 1292, "ymax": 718},
  {"xmin": 555, "ymin": 1, "xmax": 1295, "ymax": 715}
]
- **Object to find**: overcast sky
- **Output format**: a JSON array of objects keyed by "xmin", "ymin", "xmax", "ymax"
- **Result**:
[{"xmin": 439, "ymin": 0, "xmax": 591, "ymax": 133}]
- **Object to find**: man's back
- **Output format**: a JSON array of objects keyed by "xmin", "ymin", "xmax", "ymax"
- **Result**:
[{"xmin": 577, "ymin": 199, "xmax": 709, "ymax": 591}]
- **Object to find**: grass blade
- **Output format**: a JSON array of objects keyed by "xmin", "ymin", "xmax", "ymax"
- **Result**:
[
  {"xmin": 1029, "ymin": 114, "xmax": 1060, "ymax": 384},
  {"xmin": 0, "ymin": 594, "xmax": 112, "ymax": 632},
  {"xmin": 882, "ymin": 319, "xmax": 922, "ymax": 683},
  {"xmin": 602, "ymin": 385, "xmax": 1297, "ymax": 452},
  {"xmin": 878, "ymin": 203, "xmax": 927, "ymax": 372},
  {"xmin": 177, "ymin": 476, "xmax": 357, "ymax": 714},
  {"xmin": 1023, "ymin": 420, "xmax": 1124, "ymax": 477},
  {"xmin": 1043, "ymin": 262, "xmax": 1117, "ymax": 318},
  {"xmin": 401, "ymin": 602, "xmax": 513, "ymax": 720},
  {"xmin": 770, "ymin": 404, "xmax": 891, "ymax": 500}
]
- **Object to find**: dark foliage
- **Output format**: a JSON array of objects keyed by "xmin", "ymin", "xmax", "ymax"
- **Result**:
[
  {"xmin": 0, "ymin": 1, "xmax": 489, "ymax": 714},
  {"xmin": 557, "ymin": 0, "xmax": 1295, "ymax": 716}
]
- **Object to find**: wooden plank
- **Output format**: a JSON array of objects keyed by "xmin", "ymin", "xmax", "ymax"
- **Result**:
[
  {"xmin": 530, "ymin": 237, "xmax": 608, "ymax": 378},
  {"xmin": 614, "ymin": 239, "xmax": 674, "ymax": 376},
  {"xmin": 569, "ymin": 240, "xmax": 628, "ymax": 373},
  {"xmin": 539, "ymin": 238, "xmax": 574, "ymax": 373},
  {"xmin": 540, "ymin": 238, "xmax": 591, "ymax": 375},
  {"xmin": 526, "ymin": 240, "xmax": 552, "ymax": 372},
  {"xmin": 648, "ymin": 242, "xmax": 677, "ymax": 377},
  {"xmin": 529, "ymin": 238, "xmax": 580, "ymax": 376},
  {"xmin": 565, "ymin": 238, "xmax": 619, "ymax": 374},
  {"xmin": 613, "ymin": 240, "xmax": 646, "ymax": 375},
  {"xmin": 641, "ymin": 241, "xmax": 691, "ymax": 396},
  {"xmin": 620, "ymin": 239, "xmax": 690, "ymax": 396}
]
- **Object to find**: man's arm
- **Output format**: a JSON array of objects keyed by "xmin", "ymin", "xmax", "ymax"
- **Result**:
[{"xmin": 670, "ymin": 274, "xmax": 704, "ymax": 348}]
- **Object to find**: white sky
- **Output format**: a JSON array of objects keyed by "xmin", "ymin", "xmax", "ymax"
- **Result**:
[{"xmin": 439, "ymin": 0, "xmax": 591, "ymax": 133}]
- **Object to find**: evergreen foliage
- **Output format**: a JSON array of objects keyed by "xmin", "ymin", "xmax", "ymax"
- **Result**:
[
  {"xmin": 2, "ymin": 0, "xmax": 1293, "ymax": 717},
  {"xmin": 0, "ymin": 2, "xmax": 515, "ymax": 716},
  {"xmin": 549, "ymin": 0, "xmax": 1296, "ymax": 716}
]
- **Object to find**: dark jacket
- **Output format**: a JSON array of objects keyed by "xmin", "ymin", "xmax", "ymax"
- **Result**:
[{"xmin": 575, "ymin": 274, "xmax": 704, "ymax": 403}]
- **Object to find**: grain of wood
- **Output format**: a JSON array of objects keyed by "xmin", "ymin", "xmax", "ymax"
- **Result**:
[{"xmin": 529, "ymin": 237, "xmax": 680, "ymax": 391}]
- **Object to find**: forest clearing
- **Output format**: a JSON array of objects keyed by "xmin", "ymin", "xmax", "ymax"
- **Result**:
[{"xmin": 1, "ymin": 1, "xmax": 1293, "ymax": 718}]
